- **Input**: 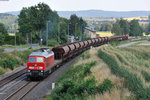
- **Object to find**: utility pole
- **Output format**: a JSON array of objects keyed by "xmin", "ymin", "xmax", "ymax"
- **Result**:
[
  {"xmin": 46, "ymin": 22, "xmax": 48, "ymax": 47},
  {"xmin": 58, "ymin": 22, "xmax": 62, "ymax": 42},
  {"xmin": 68, "ymin": 22, "xmax": 71, "ymax": 43},
  {"xmin": 46, "ymin": 21, "xmax": 50, "ymax": 47},
  {"xmin": 15, "ymin": 32, "xmax": 16, "ymax": 50},
  {"xmin": 75, "ymin": 23, "xmax": 78, "ymax": 38}
]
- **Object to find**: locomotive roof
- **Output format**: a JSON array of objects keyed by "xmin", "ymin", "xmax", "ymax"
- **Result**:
[{"xmin": 29, "ymin": 48, "xmax": 54, "ymax": 58}]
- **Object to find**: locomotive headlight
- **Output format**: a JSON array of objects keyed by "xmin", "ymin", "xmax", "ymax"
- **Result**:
[
  {"xmin": 29, "ymin": 67, "xmax": 34, "ymax": 69},
  {"xmin": 38, "ymin": 67, "xmax": 43, "ymax": 69}
]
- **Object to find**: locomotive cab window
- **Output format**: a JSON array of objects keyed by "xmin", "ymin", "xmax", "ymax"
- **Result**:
[
  {"xmin": 37, "ymin": 57, "xmax": 43, "ymax": 62},
  {"xmin": 29, "ymin": 57, "xmax": 35, "ymax": 62}
]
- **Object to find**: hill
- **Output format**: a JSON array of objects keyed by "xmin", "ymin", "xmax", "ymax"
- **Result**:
[
  {"xmin": 5, "ymin": 10, "xmax": 150, "ymax": 18},
  {"xmin": 0, "ymin": 13, "xmax": 18, "ymax": 33}
]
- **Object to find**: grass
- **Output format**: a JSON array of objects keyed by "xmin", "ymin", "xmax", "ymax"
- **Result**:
[
  {"xmin": 0, "ymin": 49, "xmax": 34, "ymax": 75},
  {"xmin": 1, "ymin": 44, "xmax": 30, "ymax": 49},
  {"xmin": 98, "ymin": 44, "xmax": 150, "ymax": 100},
  {"xmin": 48, "ymin": 50, "xmax": 115, "ymax": 100},
  {"xmin": 47, "ymin": 48, "xmax": 133, "ymax": 100}
]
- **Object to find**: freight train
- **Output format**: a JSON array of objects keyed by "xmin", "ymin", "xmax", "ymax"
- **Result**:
[{"xmin": 26, "ymin": 35, "xmax": 128, "ymax": 78}]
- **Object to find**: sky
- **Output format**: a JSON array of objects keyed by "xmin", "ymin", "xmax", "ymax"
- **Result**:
[{"xmin": 0, "ymin": 0, "xmax": 150, "ymax": 13}]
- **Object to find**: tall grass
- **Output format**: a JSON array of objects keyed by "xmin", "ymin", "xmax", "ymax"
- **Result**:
[
  {"xmin": 50, "ymin": 60, "xmax": 114, "ymax": 100},
  {"xmin": 98, "ymin": 46, "xmax": 150, "ymax": 100},
  {"xmin": 0, "ymin": 49, "xmax": 33, "ymax": 74}
]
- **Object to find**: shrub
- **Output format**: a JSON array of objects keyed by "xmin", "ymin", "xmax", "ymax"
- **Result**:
[
  {"xmin": 0, "ymin": 57, "xmax": 20, "ymax": 70},
  {"xmin": 141, "ymin": 70, "xmax": 150, "ymax": 82},
  {"xmin": 97, "ymin": 79, "xmax": 114, "ymax": 94},
  {"xmin": 48, "ymin": 39, "xmax": 59, "ymax": 47},
  {"xmin": 0, "ymin": 48, "xmax": 4, "ymax": 53}
]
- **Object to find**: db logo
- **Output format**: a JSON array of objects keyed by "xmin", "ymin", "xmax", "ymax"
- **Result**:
[{"xmin": 35, "ymin": 64, "xmax": 37, "ymax": 67}]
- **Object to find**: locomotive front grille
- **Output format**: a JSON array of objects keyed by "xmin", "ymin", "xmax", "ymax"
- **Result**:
[{"xmin": 31, "ymin": 70, "xmax": 40, "ymax": 76}]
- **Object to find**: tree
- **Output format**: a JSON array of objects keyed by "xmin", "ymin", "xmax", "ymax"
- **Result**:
[
  {"xmin": 111, "ymin": 21, "xmax": 122, "ymax": 35},
  {"xmin": 0, "ymin": 23, "xmax": 8, "ymax": 45},
  {"xmin": 69, "ymin": 14, "xmax": 80, "ymax": 37},
  {"xmin": 145, "ymin": 23, "xmax": 150, "ymax": 35},
  {"xmin": 18, "ymin": 3, "xmax": 59, "ymax": 45},
  {"xmin": 69, "ymin": 14, "xmax": 87, "ymax": 39},
  {"xmin": 119, "ymin": 19, "xmax": 130, "ymax": 35},
  {"xmin": 18, "ymin": 7, "xmax": 33, "ymax": 44},
  {"xmin": 99, "ymin": 23, "xmax": 112, "ymax": 31},
  {"xmin": 129, "ymin": 20, "xmax": 143, "ymax": 36}
]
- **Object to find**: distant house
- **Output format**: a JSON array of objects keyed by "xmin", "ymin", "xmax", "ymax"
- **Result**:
[{"xmin": 84, "ymin": 27, "xmax": 96, "ymax": 38}]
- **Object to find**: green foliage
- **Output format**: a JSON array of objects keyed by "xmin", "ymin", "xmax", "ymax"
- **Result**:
[
  {"xmin": 0, "ymin": 23, "xmax": 8, "ymax": 45},
  {"xmin": 141, "ymin": 70, "xmax": 150, "ymax": 82},
  {"xmin": 94, "ymin": 23, "xmax": 113, "ymax": 31},
  {"xmin": 17, "ymin": 49, "xmax": 33, "ymax": 62},
  {"xmin": 50, "ymin": 59, "xmax": 113, "ymax": 100},
  {"xmin": 119, "ymin": 19, "xmax": 130, "ymax": 35},
  {"xmin": 98, "ymin": 49, "xmax": 150, "ymax": 100},
  {"xmin": 69, "ymin": 14, "xmax": 87, "ymax": 38},
  {"xmin": 129, "ymin": 19, "xmax": 143, "ymax": 36},
  {"xmin": 0, "ymin": 69, "xmax": 4, "ymax": 75},
  {"xmin": 111, "ymin": 21, "xmax": 122, "ymax": 35},
  {"xmin": 0, "ymin": 13, "xmax": 18, "ymax": 33},
  {"xmin": 0, "ymin": 57, "xmax": 19, "ymax": 70},
  {"xmin": 111, "ymin": 19, "xmax": 143, "ymax": 36},
  {"xmin": 97, "ymin": 79, "xmax": 114, "ymax": 94},
  {"xmin": 0, "ymin": 48, "xmax": 4, "ymax": 53},
  {"xmin": 145, "ymin": 23, "xmax": 150, "ymax": 35},
  {"xmin": 0, "ymin": 49, "xmax": 33, "ymax": 72},
  {"xmin": 48, "ymin": 39, "xmax": 59, "ymax": 47},
  {"xmin": 80, "ymin": 51, "xmax": 91, "ymax": 59}
]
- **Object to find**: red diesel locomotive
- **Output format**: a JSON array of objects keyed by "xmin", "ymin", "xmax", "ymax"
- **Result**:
[
  {"xmin": 27, "ymin": 35, "xmax": 128, "ymax": 78},
  {"xmin": 27, "ymin": 48, "xmax": 55, "ymax": 78}
]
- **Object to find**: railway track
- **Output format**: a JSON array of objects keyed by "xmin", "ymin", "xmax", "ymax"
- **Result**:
[
  {"xmin": 0, "ymin": 68, "xmax": 26, "ymax": 88},
  {"xmin": 4, "ymin": 81, "xmax": 40, "ymax": 100}
]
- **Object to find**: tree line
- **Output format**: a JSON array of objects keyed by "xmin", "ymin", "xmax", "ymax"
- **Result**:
[
  {"xmin": 18, "ymin": 3, "xmax": 87, "ymax": 46},
  {"xmin": 94, "ymin": 19, "xmax": 150, "ymax": 36},
  {"xmin": 111, "ymin": 19, "xmax": 143, "ymax": 36},
  {"xmin": 0, "ymin": 3, "xmax": 87, "ymax": 46}
]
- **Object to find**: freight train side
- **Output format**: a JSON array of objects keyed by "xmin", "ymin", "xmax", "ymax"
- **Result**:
[{"xmin": 27, "ymin": 35, "xmax": 128, "ymax": 78}]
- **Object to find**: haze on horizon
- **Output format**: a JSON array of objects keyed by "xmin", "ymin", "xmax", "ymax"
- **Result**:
[{"xmin": 0, "ymin": 0, "xmax": 150, "ymax": 13}]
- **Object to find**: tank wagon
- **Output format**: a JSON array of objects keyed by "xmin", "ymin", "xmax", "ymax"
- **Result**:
[{"xmin": 27, "ymin": 35, "xmax": 128, "ymax": 78}]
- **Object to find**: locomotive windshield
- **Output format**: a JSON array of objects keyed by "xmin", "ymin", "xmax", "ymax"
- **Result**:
[
  {"xmin": 37, "ymin": 57, "xmax": 43, "ymax": 62},
  {"xmin": 29, "ymin": 57, "xmax": 35, "ymax": 62}
]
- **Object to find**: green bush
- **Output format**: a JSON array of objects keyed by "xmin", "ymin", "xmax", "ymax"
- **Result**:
[
  {"xmin": 0, "ymin": 69, "xmax": 4, "ymax": 75},
  {"xmin": 48, "ymin": 39, "xmax": 59, "ymax": 47},
  {"xmin": 0, "ymin": 57, "xmax": 20, "ymax": 70},
  {"xmin": 97, "ymin": 79, "xmax": 114, "ymax": 94},
  {"xmin": 141, "ymin": 70, "xmax": 150, "ymax": 82},
  {"xmin": 50, "ymin": 60, "xmax": 112, "ymax": 100},
  {"xmin": 0, "ymin": 48, "xmax": 4, "ymax": 53},
  {"xmin": 80, "ymin": 52, "xmax": 91, "ymax": 59},
  {"xmin": 17, "ymin": 50, "xmax": 33, "ymax": 62}
]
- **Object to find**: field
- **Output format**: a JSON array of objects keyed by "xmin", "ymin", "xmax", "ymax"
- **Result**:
[
  {"xmin": 96, "ymin": 31, "xmax": 114, "ymax": 37},
  {"xmin": 99, "ymin": 43, "xmax": 150, "ymax": 100},
  {"xmin": 48, "ymin": 45, "xmax": 135, "ymax": 100},
  {"xmin": 123, "ymin": 16, "xmax": 148, "ymax": 21}
]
